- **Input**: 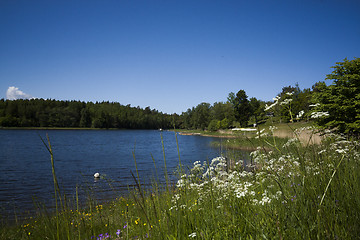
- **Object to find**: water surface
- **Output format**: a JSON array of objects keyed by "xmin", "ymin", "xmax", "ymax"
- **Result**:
[{"xmin": 0, "ymin": 129, "xmax": 224, "ymax": 220}]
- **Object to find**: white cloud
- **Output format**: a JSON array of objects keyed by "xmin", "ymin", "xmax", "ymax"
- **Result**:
[{"xmin": 6, "ymin": 86, "xmax": 34, "ymax": 100}]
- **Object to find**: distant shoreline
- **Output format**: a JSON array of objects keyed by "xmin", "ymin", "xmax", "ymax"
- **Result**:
[
  {"xmin": 0, "ymin": 127, "xmax": 129, "ymax": 130},
  {"xmin": 178, "ymin": 131, "xmax": 238, "ymax": 138}
]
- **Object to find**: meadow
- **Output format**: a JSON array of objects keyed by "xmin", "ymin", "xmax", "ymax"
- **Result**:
[{"xmin": 1, "ymin": 124, "xmax": 360, "ymax": 239}]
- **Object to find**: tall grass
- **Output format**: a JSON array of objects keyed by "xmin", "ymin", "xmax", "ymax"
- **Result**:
[{"xmin": 1, "ymin": 128, "xmax": 360, "ymax": 239}]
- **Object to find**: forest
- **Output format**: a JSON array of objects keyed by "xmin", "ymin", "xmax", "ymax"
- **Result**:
[
  {"xmin": 0, "ymin": 99, "xmax": 175, "ymax": 129},
  {"xmin": 0, "ymin": 84, "xmax": 312, "ymax": 130},
  {"xmin": 1, "ymin": 58, "xmax": 359, "ymax": 134}
]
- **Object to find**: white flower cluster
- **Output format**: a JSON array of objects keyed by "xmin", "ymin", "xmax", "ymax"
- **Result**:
[
  {"xmin": 265, "ymin": 96, "xmax": 280, "ymax": 111},
  {"xmin": 296, "ymin": 110, "xmax": 305, "ymax": 119},
  {"xmin": 311, "ymin": 111, "xmax": 329, "ymax": 118},
  {"xmin": 280, "ymin": 98, "xmax": 293, "ymax": 106},
  {"xmin": 269, "ymin": 126, "xmax": 278, "ymax": 133},
  {"xmin": 167, "ymin": 132, "xmax": 360, "ymax": 221},
  {"xmin": 188, "ymin": 232, "xmax": 197, "ymax": 238},
  {"xmin": 283, "ymin": 138, "xmax": 300, "ymax": 148},
  {"xmin": 255, "ymin": 129, "xmax": 269, "ymax": 139},
  {"xmin": 265, "ymin": 92, "xmax": 294, "ymax": 111},
  {"xmin": 170, "ymin": 151, "xmax": 305, "ymax": 211}
]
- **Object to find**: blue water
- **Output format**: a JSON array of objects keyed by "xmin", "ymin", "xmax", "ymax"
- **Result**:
[{"xmin": 0, "ymin": 129, "xmax": 224, "ymax": 220}]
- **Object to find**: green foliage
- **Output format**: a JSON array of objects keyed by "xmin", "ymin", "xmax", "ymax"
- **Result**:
[
  {"xmin": 207, "ymin": 119, "xmax": 218, "ymax": 131},
  {"xmin": 234, "ymin": 90, "xmax": 251, "ymax": 127},
  {"xmin": 180, "ymin": 101, "xmax": 235, "ymax": 130},
  {"xmin": 264, "ymin": 84, "xmax": 313, "ymax": 124},
  {"xmin": 207, "ymin": 118, "xmax": 230, "ymax": 132},
  {"xmin": 192, "ymin": 102, "xmax": 211, "ymax": 130},
  {"xmin": 219, "ymin": 118, "xmax": 230, "ymax": 129},
  {"xmin": 249, "ymin": 97, "xmax": 266, "ymax": 124},
  {"xmin": 211, "ymin": 102, "xmax": 235, "ymax": 124},
  {"xmin": 0, "ymin": 99, "xmax": 176, "ymax": 129},
  {"xmin": 312, "ymin": 57, "xmax": 360, "ymax": 135}
]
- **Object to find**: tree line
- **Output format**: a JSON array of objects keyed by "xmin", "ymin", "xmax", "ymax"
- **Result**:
[
  {"xmin": 0, "ymin": 85, "xmax": 311, "ymax": 130},
  {"xmin": 178, "ymin": 57, "xmax": 360, "ymax": 135},
  {"xmin": 1, "ymin": 58, "xmax": 358, "ymax": 135},
  {"xmin": 178, "ymin": 84, "xmax": 312, "ymax": 131},
  {"xmin": 0, "ymin": 99, "xmax": 175, "ymax": 129}
]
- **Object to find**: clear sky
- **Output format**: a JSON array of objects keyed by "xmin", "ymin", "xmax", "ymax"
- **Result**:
[{"xmin": 1, "ymin": 0, "xmax": 359, "ymax": 114}]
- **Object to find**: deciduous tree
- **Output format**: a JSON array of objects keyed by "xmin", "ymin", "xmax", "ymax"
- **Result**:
[{"xmin": 312, "ymin": 57, "xmax": 360, "ymax": 135}]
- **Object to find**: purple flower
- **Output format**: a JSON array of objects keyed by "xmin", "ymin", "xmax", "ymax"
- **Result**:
[{"xmin": 116, "ymin": 229, "xmax": 121, "ymax": 236}]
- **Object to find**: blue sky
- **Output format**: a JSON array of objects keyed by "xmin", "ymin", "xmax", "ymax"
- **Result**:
[{"xmin": 1, "ymin": 0, "xmax": 359, "ymax": 114}]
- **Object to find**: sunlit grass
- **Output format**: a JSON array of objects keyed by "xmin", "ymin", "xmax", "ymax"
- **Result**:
[{"xmin": 1, "ymin": 128, "xmax": 360, "ymax": 239}]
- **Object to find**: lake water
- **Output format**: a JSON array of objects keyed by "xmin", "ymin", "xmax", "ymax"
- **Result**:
[{"xmin": 0, "ymin": 129, "xmax": 230, "ymax": 220}]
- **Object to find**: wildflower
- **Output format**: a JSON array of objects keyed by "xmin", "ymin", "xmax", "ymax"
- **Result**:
[
  {"xmin": 116, "ymin": 229, "xmax": 121, "ymax": 236},
  {"xmin": 283, "ymin": 138, "xmax": 299, "ymax": 147},
  {"xmin": 280, "ymin": 98, "xmax": 293, "ymax": 105},
  {"xmin": 335, "ymin": 149, "xmax": 347, "ymax": 154},
  {"xmin": 311, "ymin": 111, "xmax": 329, "ymax": 118},
  {"xmin": 259, "ymin": 196, "xmax": 271, "ymax": 205},
  {"xmin": 189, "ymin": 232, "xmax": 197, "ymax": 238},
  {"xmin": 265, "ymin": 96, "xmax": 280, "ymax": 111},
  {"xmin": 296, "ymin": 110, "xmax": 304, "ymax": 119},
  {"xmin": 269, "ymin": 126, "xmax": 278, "ymax": 132},
  {"xmin": 318, "ymin": 149, "xmax": 326, "ymax": 154}
]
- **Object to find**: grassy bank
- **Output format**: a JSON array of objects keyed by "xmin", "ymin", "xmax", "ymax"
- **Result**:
[
  {"xmin": 180, "ymin": 121, "xmax": 317, "ymax": 151},
  {"xmin": 1, "ymin": 128, "xmax": 360, "ymax": 239}
]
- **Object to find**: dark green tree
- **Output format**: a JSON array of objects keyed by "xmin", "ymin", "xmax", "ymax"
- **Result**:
[
  {"xmin": 312, "ymin": 57, "xmax": 360, "ymax": 135},
  {"xmin": 80, "ymin": 107, "xmax": 91, "ymax": 128},
  {"xmin": 234, "ymin": 90, "xmax": 251, "ymax": 127},
  {"xmin": 249, "ymin": 97, "xmax": 265, "ymax": 125},
  {"xmin": 192, "ymin": 103, "xmax": 211, "ymax": 130}
]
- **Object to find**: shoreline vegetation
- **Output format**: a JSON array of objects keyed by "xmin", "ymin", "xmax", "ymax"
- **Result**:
[
  {"xmin": 176, "ymin": 121, "xmax": 323, "ymax": 151},
  {"xmin": 2, "ymin": 122, "xmax": 359, "ymax": 239}
]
